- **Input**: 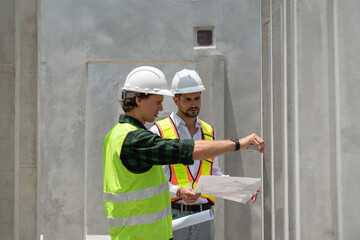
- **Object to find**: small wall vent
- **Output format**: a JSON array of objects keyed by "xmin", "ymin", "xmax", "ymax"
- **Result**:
[{"xmin": 194, "ymin": 26, "xmax": 215, "ymax": 47}]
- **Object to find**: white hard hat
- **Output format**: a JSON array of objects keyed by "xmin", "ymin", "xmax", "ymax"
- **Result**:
[
  {"xmin": 122, "ymin": 66, "xmax": 173, "ymax": 97},
  {"xmin": 171, "ymin": 69, "xmax": 205, "ymax": 94}
]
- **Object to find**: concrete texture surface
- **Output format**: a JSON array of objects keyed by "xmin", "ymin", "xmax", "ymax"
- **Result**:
[
  {"xmin": 1, "ymin": 0, "xmax": 359, "ymax": 239},
  {"xmin": 261, "ymin": 0, "xmax": 360, "ymax": 239},
  {"xmin": 38, "ymin": 0, "xmax": 261, "ymax": 239}
]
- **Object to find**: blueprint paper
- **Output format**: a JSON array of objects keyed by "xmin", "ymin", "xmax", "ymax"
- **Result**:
[
  {"xmin": 172, "ymin": 209, "xmax": 214, "ymax": 231},
  {"xmin": 194, "ymin": 176, "xmax": 261, "ymax": 204}
]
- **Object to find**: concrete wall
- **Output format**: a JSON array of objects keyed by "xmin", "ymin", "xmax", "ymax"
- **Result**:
[
  {"xmin": 17, "ymin": 0, "xmax": 38, "ymax": 239},
  {"xmin": 0, "ymin": 0, "xmax": 38, "ymax": 239},
  {"xmin": 39, "ymin": 0, "xmax": 261, "ymax": 239},
  {"xmin": 2, "ymin": 0, "xmax": 359, "ymax": 239},
  {"xmin": 261, "ymin": 0, "xmax": 360, "ymax": 239},
  {"xmin": 0, "ymin": 0, "xmax": 15, "ymax": 238}
]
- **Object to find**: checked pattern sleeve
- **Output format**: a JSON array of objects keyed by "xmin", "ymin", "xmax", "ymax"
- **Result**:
[{"xmin": 120, "ymin": 129, "xmax": 194, "ymax": 173}]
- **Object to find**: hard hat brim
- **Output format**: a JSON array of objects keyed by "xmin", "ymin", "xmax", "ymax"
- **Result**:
[
  {"xmin": 171, "ymin": 85, "xmax": 205, "ymax": 94},
  {"xmin": 121, "ymin": 87, "xmax": 174, "ymax": 97}
]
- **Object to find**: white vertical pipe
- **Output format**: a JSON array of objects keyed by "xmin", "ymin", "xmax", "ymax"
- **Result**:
[
  {"xmin": 269, "ymin": 0, "xmax": 276, "ymax": 239},
  {"xmin": 260, "ymin": 10, "xmax": 265, "ymax": 240},
  {"xmin": 37, "ymin": 2, "xmax": 43, "ymax": 240},
  {"xmin": 290, "ymin": 0, "xmax": 301, "ymax": 239},
  {"xmin": 14, "ymin": 0, "xmax": 20, "ymax": 239},
  {"xmin": 84, "ymin": 63, "xmax": 89, "ymax": 239},
  {"xmin": 281, "ymin": 1, "xmax": 289, "ymax": 240},
  {"xmin": 332, "ymin": 0, "xmax": 343, "ymax": 239}
]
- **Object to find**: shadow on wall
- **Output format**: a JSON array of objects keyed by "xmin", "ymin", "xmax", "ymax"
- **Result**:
[{"xmin": 223, "ymin": 64, "xmax": 252, "ymax": 240}]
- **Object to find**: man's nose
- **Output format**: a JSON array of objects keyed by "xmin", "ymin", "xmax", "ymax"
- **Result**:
[{"xmin": 191, "ymin": 101, "xmax": 198, "ymax": 108}]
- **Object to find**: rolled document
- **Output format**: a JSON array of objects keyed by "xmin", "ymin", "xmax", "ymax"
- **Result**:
[{"xmin": 172, "ymin": 209, "xmax": 214, "ymax": 231}]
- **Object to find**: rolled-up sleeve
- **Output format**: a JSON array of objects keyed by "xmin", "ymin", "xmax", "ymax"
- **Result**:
[{"xmin": 120, "ymin": 129, "xmax": 194, "ymax": 173}]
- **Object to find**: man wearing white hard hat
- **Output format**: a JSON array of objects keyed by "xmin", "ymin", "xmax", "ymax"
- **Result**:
[
  {"xmin": 103, "ymin": 66, "xmax": 264, "ymax": 240},
  {"xmin": 150, "ymin": 69, "xmax": 260, "ymax": 240}
]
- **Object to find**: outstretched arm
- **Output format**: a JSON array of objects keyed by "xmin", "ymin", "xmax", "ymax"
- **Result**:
[{"xmin": 193, "ymin": 133, "xmax": 264, "ymax": 160}]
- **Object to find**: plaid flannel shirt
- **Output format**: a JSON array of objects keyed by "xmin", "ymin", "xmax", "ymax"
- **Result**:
[{"xmin": 119, "ymin": 114, "xmax": 194, "ymax": 173}]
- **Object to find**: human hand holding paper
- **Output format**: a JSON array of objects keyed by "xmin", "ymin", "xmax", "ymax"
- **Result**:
[
  {"xmin": 251, "ymin": 190, "xmax": 261, "ymax": 203},
  {"xmin": 179, "ymin": 187, "xmax": 201, "ymax": 204}
]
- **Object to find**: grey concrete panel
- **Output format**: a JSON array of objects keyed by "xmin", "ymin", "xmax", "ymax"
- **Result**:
[
  {"xmin": 260, "ymin": 1, "xmax": 272, "ymax": 238},
  {"xmin": 0, "ymin": 68, "xmax": 15, "ymax": 170},
  {"xmin": 224, "ymin": 45, "xmax": 262, "ymax": 240},
  {"xmin": 33, "ymin": 0, "xmax": 360, "ymax": 238},
  {"xmin": 261, "ymin": 0, "xmax": 360, "ymax": 239},
  {"xmin": 219, "ymin": 1, "xmax": 262, "ymax": 240},
  {"xmin": 197, "ymin": 54, "xmax": 226, "ymax": 240},
  {"xmin": 19, "ymin": 167, "xmax": 37, "ymax": 239},
  {"xmin": 0, "ymin": 0, "xmax": 15, "ymax": 64},
  {"xmin": 37, "ymin": 64, "xmax": 47, "ymax": 239},
  {"xmin": 18, "ymin": 66, "xmax": 38, "ymax": 240},
  {"xmin": 0, "ymin": 168, "xmax": 14, "ymax": 239},
  {"xmin": 0, "ymin": 1, "xmax": 15, "ymax": 239},
  {"xmin": 296, "ymin": 1, "xmax": 336, "ymax": 239},
  {"xmin": 270, "ymin": 1, "xmax": 286, "ymax": 239},
  {"xmin": 41, "ymin": 58, "xmax": 87, "ymax": 240},
  {"xmin": 0, "ymin": 68, "xmax": 15, "ymax": 239},
  {"xmin": 16, "ymin": 0, "xmax": 39, "ymax": 238},
  {"xmin": 40, "ymin": 0, "xmax": 261, "ymax": 239},
  {"xmin": 337, "ymin": 1, "xmax": 360, "ymax": 239},
  {"xmin": 0, "ymin": 84, "xmax": 15, "ymax": 234},
  {"xmin": 42, "ymin": 0, "xmax": 221, "ymax": 62},
  {"xmin": 210, "ymin": 55, "xmax": 226, "ymax": 240}
]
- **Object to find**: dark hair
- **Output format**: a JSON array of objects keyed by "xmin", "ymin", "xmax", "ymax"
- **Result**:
[
  {"xmin": 174, "ymin": 92, "xmax": 201, "ymax": 99},
  {"xmin": 120, "ymin": 92, "xmax": 151, "ymax": 112}
]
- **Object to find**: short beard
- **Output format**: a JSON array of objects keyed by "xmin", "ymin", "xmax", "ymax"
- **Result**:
[{"xmin": 180, "ymin": 107, "xmax": 200, "ymax": 118}]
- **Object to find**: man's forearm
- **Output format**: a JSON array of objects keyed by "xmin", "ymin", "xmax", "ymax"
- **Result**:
[
  {"xmin": 192, "ymin": 133, "xmax": 264, "ymax": 160},
  {"xmin": 193, "ymin": 140, "xmax": 235, "ymax": 160}
]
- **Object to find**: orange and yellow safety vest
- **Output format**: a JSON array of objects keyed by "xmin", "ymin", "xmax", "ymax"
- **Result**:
[{"xmin": 155, "ymin": 117, "xmax": 216, "ymax": 204}]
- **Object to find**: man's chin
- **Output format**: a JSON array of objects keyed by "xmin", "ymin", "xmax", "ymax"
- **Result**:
[
  {"xmin": 186, "ymin": 113, "xmax": 198, "ymax": 118},
  {"xmin": 146, "ymin": 117, "xmax": 156, "ymax": 123}
]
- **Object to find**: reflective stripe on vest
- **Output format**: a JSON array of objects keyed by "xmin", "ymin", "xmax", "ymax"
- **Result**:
[
  {"xmin": 107, "ymin": 205, "xmax": 171, "ymax": 228},
  {"xmin": 103, "ymin": 122, "xmax": 172, "ymax": 239},
  {"xmin": 103, "ymin": 181, "xmax": 169, "ymax": 203},
  {"xmin": 155, "ymin": 117, "xmax": 216, "ymax": 204}
]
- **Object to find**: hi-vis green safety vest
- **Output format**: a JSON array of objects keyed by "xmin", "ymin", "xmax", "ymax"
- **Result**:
[
  {"xmin": 103, "ymin": 123, "xmax": 172, "ymax": 240},
  {"xmin": 155, "ymin": 117, "xmax": 216, "ymax": 204}
]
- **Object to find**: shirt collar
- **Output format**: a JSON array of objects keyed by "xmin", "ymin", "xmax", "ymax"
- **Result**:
[
  {"xmin": 119, "ymin": 114, "xmax": 147, "ymax": 130},
  {"xmin": 171, "ymin": 112, "xmax": 201, "ymax": 129}
]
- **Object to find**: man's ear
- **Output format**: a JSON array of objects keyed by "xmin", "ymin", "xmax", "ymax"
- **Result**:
[
  {"xmin": 135, "ymin": 96, "xmax": 142, "ymax": 106},
  {"xmin": 173, "ymin": 96, "xmax": 179, "ymax": 106}
]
